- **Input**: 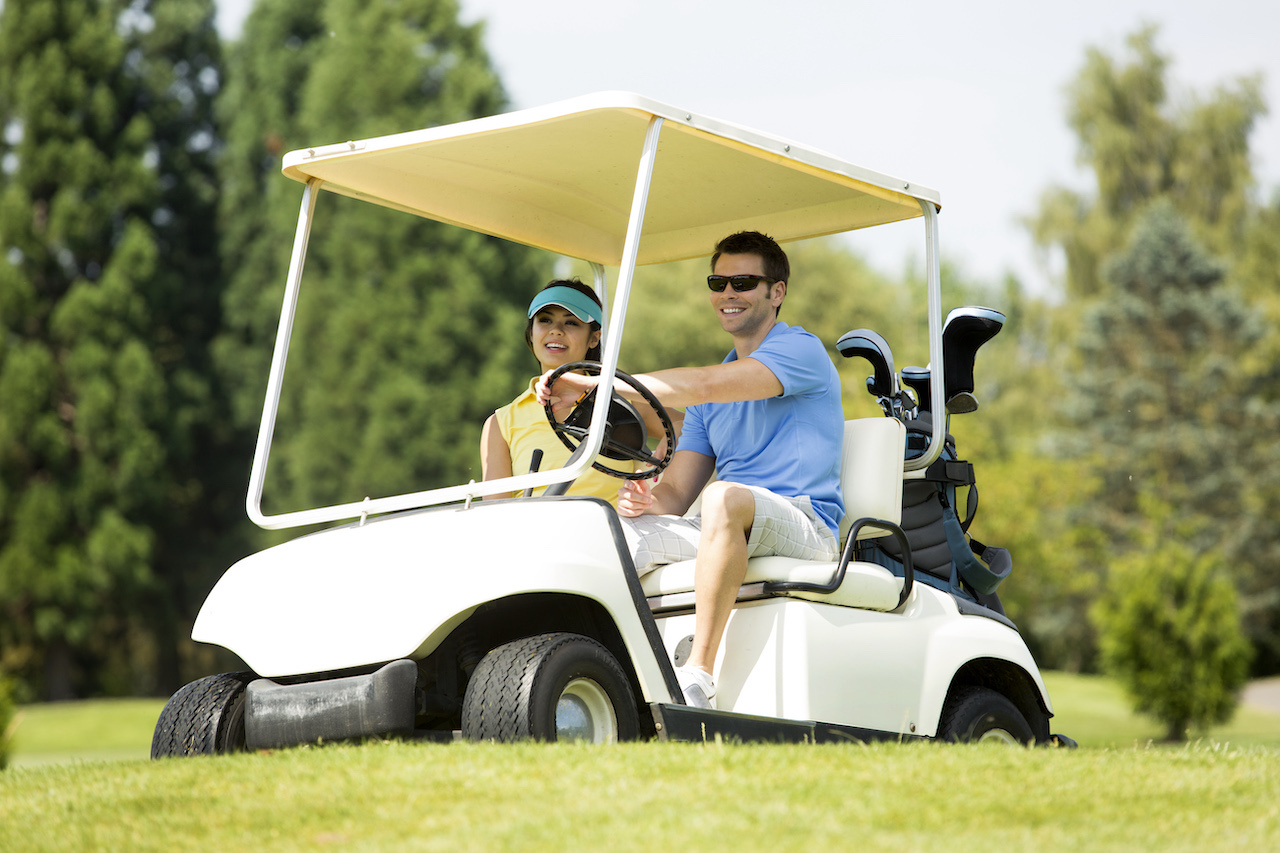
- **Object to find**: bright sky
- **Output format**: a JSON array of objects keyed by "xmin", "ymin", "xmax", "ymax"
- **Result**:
[{"xmin": 216, "ymin": 0, "xmax": 1280, "ymax": 297}]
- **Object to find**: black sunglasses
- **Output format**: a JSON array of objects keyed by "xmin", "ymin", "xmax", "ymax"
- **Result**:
[{"xmin": 707, "ymin": 274, "xmax": 775, "ymax": 293}]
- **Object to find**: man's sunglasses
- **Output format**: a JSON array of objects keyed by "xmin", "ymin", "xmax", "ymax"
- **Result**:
[{"xmin": 707, "ymin": 274, "xmax": 775, "ymax": 293}]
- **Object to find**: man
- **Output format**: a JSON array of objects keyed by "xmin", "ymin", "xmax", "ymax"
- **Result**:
[{"xmin": 539, "ymin": 231, "xmax": 844, "ymax": 708}]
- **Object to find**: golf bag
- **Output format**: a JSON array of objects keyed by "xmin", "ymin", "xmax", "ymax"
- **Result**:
[{"xmin": 837, "ymin": 307, "xmax": 1012, "ymax": 613}]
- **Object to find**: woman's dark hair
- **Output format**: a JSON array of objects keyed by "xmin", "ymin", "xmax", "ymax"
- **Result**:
[{"xmin": 524, "ymin": 278, "xmax": 604, "ymax": 363}]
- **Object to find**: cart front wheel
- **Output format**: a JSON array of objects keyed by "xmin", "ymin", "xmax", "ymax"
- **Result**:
[
  {"xmin": 151, "ymin": 672, "xmax": 253, "ymax": 758},
  {"xmin": 462, "ymin": 633, "xmax": 638, "ymax": 743}
]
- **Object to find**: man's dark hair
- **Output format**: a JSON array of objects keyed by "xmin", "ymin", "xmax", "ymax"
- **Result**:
[
  {"xmin": 711, "ymin": 231, "xmax": 789, "ymax": 317},
  {"xmin": 524, "ymin": 278, "xmax": 604, "ymax": 362},
  {"xmin": 711, "ymin": 231, "xmax": 790, "ymax": 284}
]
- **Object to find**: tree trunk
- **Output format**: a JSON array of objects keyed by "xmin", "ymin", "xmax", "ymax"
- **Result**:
[{"xmin": 43, "ymin": 640, "xmax": 76, "ymax": 701}]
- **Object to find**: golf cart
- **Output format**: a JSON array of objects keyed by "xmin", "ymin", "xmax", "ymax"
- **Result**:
[{"xmin": 152, "ymin": 92, "xmax": 1070, "ymax": 754}]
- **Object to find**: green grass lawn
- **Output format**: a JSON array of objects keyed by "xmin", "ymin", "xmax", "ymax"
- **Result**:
[
  {"xmin": 1041, "ymin": 671, "xmax": 1280, "ymax": 748},
  {"xmin": 6, "ymin": 697, "xmax": 165, "ymax": 766},
  {"xmin": 4, "ymin": 737, "xmax": 1279, "ymax": 851},
  {"xmin": 2, "ymin": 674, "xmax": 1278, "ymax": 851}
]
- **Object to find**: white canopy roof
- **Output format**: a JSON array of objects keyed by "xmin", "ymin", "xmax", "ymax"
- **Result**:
[
  {"xmin": 281, "ymin": 91, "xmax": 940, "ymax": 266},
  {"xmin": 254, "ymin": 92, "xmax": 947, "ymax": 529}
]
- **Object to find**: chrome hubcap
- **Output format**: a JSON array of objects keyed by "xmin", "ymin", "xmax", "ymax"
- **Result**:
[{"xmin": 555, "ymin": 677, "xmax": 617, "ymax": 743}]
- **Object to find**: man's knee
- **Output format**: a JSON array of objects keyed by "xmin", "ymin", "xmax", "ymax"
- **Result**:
[{"xmin": 699, "ymin": 481, "xmax": 756, "ymax": 530}]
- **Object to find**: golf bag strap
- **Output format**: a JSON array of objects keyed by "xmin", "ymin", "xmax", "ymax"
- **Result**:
[
  {"xmin": 923, "ymin": 456, "xmax": 977, "ymax": 532},
  {"xmin": 961, "ymin": 483, "xmax": 978, "ymax": 532},
  {"xmin": 924, "ymin": 457, "xmax": 974, "ymax": 487}
]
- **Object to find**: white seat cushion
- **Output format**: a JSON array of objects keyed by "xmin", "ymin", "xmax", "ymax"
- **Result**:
[{"xmin": 640, "ymin": 555, "xmax": 904, "ymax": 612}]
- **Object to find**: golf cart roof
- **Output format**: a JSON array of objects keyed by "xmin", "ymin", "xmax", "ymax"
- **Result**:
[
  {"xmin": 254, "ymin": 92, "xmax": 948, "ymax": 529},
  {"xmin": 281, "ymin": 91, "xmax": 939, "ymax": 266}
]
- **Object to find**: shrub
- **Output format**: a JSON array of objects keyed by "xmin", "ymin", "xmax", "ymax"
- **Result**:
[{"xmin": 1092, "ymin": 538, "xmax": 1252, "ymax": 741}]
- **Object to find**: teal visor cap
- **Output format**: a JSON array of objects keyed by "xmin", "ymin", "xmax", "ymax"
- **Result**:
[{"xmin": 527, "ymin": 286, "xmax": 603, "ymax": 325}]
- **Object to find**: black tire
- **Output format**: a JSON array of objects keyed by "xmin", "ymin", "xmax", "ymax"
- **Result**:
[
  {"xmin": 938, "ymin": 685, "xmax": 1035, "ymax": 745},
  {"xmin": 461, "ymin": 633, "xmax": 639, "ymax": 743},
  {"xmin": 151, "ymin": 672, "xmax": 253, "ymax": 758}
]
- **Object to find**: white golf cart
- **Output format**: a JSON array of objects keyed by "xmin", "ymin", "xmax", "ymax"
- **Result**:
[{"xmin": 152, "ymin": 92, "xmax": 1071, "ymax": 753}]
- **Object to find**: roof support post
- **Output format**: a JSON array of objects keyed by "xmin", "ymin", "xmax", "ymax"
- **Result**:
[
  {"xmin": 577, "ymin": 115, "xmax": 666, "ymax": 462},
  {"xmin": 905, "ymin": 199, "xmax": 945, "ymax": 472},
  {"xmin": 247, "ymin": 178, "xmax": 321, "ymax": 527}
]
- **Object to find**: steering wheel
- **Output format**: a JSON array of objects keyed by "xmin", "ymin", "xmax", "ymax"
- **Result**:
[{"xmin": 542, "ymin": 362, "xmax": 674, "ymax": 481}]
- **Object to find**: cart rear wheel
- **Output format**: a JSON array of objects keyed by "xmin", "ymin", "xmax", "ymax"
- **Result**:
[
  {"xmin": 462, "ymin": 633, "xmax": 638, "ymax": 743},
  {"xmin": 938, "ymin": 686, "xmax": 1035, "ymax": 745},
  {"xmin": 151, "ymin": 672, "xmax": 253, "ymax": 758}
]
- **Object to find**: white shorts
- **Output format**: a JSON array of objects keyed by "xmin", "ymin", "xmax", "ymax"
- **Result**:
[{"xmin": 622, "ymin": 484, "xmax": 839, "ymax": 576}]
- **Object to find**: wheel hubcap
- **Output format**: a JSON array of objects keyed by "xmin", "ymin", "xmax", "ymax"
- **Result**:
[
  {"xmin": 976, "ymin": 727, "xmax": 1020, "ymax": 745},
  {"xmin": 555, "ymin": 677, "xmax": 617, "ymax": 743}
]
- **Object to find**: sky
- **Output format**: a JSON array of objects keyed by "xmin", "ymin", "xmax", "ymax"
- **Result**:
[{"xmin": 216, "ymin": 0, "xmax": 1280, "ymax": 298}]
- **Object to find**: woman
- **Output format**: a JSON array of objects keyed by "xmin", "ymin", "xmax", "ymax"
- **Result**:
[{"xmin": 482, "ymin": 279, "xmax": 654, "ymax": 502}]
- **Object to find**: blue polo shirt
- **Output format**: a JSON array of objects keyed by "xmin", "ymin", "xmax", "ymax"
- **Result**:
[{"xmin": 677, "ymin": 322, "xmax": 845, "ymax": 534}]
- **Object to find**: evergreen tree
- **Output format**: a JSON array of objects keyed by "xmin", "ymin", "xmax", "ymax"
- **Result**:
[
  {"xmin": 214, "ymin": 0, "xmax": 543, "ymax": 517},
  {"xmin": 0, "ymin": 0, "xmax": 226, "ymax": 697},
  {"xmin": 1062, "ymin": 202, "xmax": 1280, "ymax": 666},
  {"xmin": 1066, "ymin": 204, "xmax": 1255, "ymax": 518}
]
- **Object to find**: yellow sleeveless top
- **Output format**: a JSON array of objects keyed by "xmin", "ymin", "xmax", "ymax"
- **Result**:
[{"xmin": 495, "ymin": 378, "xmax": 638, "ymax": 504}]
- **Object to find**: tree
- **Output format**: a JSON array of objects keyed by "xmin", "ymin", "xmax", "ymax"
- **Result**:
[
  {"xmin": 1025, "ymin": 26, "xmax": 1280, "ymax": 674},
  {"xmin": 0, "ymin": 672, "xmax": 13, "ymax": 769},
  {"xmin": 1063, "ymin": 203, "xmax": 1280, "ymax": 669},
  {"xmin": 1029, "ymin": 25, "xmax": 1265, "ymax": 301},
  {"xmin": 1064, "ymin": 204, "xmax": 1255, "ymax": 515},
  {"xmin": 0, "ymin": 0, "xmax": 227, "ymax": 698},
  {"xmin": 1092, "ymin": 510, "xmax": 1252, "ymax": 741},
  {"xmin": 214, "ymin": 0, "xmax": 544, "ymax": 519}
]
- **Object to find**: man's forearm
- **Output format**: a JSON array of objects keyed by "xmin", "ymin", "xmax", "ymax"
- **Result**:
[
  {"xmin": 630, "ymin": 359, "xmax": 782, "ymax": 408},
  {"xmin": 645, "ymin": 480, "xmax": 691, "ymax": 517}
]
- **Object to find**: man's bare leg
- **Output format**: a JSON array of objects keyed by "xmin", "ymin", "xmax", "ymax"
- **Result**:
[{"xmin": 685, "ymin": 482, "xmax": 755, "ymax": 674}]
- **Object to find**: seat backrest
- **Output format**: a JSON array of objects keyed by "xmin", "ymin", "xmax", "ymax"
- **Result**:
[
  {"xmin": 682, "ymin": 417, "xmax": 906, "ymax": 535},
  {"xmin": 838, "ymin": 418, "xmax": 906, "ymax": 543}
]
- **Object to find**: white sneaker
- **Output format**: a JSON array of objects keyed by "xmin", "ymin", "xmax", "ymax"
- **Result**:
[{"xmin": 676, "ymin": 666, "xmax": 716, "ymax": 709}]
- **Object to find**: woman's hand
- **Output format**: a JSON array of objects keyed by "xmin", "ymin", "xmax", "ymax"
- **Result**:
[{"xmin": 535, "ymin": 368, "xmax": 598, "ymax": 421}]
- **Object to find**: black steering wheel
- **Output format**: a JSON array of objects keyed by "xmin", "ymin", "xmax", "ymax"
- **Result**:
[{"xmin": 542, "ymin": 361, "xmax": 674, "ymax": 481}]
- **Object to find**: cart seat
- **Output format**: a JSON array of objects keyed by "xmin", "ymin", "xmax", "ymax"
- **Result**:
[{"xmin": 641, "ymin": 417, "xmax": 907, "ymax": 612}]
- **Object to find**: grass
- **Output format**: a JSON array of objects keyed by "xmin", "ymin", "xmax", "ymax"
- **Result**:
[
  {"xmin": 3, "ymin": 739, "xmax": 1279, "ymax": 851},
  {"xmin": 1041, "ymin": 671, "xmax": 1280, "ymax": 747},
  {"xmin": 2, "ymin": 674, "xmax": 1279, "ymax": 851},
  {"xmin": 5, "ymin": 697, "xmax": 164, "ymax": 766}
]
